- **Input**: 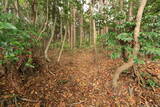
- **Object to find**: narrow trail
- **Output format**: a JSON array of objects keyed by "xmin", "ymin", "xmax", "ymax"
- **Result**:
[{"xmin": 1, "ymin": 49, "xmax": 160, "ymax": 106}]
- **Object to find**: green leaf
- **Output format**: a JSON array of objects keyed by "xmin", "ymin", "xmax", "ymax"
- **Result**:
[
  {"xmin": 134, "ymin": 58, "xmax": 145, "ymax": 64},
  {"xmin": 0, "ymin": 22, "xmax": 17, "ymax": 30},
  {"xmin": 116, "ymin": 33, "xmax": 133, "ymax": 42},
  {"xmin": 25, "ymin": 63, "xmax": 35, "ymax": 68},
  {"xmin": 110, "ymin": 53, "xmax": 121, "ymax": 59},
  {"xmin": 146, "ymin": 79, "xmax": 156, "ymax": 87}
]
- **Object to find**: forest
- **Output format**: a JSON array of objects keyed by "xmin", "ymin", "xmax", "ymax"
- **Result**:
[{"xmin": 0, "ymin": 0, "xmax": 160, "ymax": 106}]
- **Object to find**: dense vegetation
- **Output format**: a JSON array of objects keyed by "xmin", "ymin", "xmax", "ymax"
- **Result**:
[{"xmin": 0, "ymin": 0, "xmax": 160, "ymax": 106}]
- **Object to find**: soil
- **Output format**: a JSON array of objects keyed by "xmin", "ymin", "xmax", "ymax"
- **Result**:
[{"xmin": 0, "ymin": 49, "xmax": 160, "ymax": 107}]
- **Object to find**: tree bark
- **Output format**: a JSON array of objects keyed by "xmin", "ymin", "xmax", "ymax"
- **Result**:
[
  {"xmin": 60, "ymin": 17, "xmax": 63, "ymax": 42},
  {"xmin": 120, "ymin": 0, "xmax": 124, "ymax": 11},
  {"xmin": 14, "ymin": 0, "xmax": 20, "ymax": 17},
  {"xmin": 70, "ymin": 18, "xmax": 73, "ymax": 49},
  {"xmin": 38, "ymin": 0, "xmax": 49, "ymax": 41},
  {"xmin": 112, "ymin": 0, "xmax": 148, "ymax": 88},
  {"xmin": 57, "ymin": 25, "xmax": 67, "ymax": 62},
  {"xmin": 44, "ymin": 17, "xmax": 57, "ymax": 62},
  {"xmin": 73, "ymin": 8, "xmax": 76, "ymax": 48},
  {"xmin": 89, "ymin": 5, "xmax": 93, "ymax": 46},
  {"xmin": 3, "ymin": 0, "xmax": 8, "ymax": 12},
  {"xmin": 128, "ymin": 1, "xmax": 133, "ymax": 21},
  {"xmin": 70, "ymin": 8, "xmax": 76, "ymax": 49},
  {"xmin": 80, "ymin": 13, "xmax": 84, "ymax": 47},
  {"xmin": 93, "ymin": 18, "xmax": 97, "ymax": 47},
  {"xmin": 31, "ymin": 0, "xmax": 37, "ymax": 24}
]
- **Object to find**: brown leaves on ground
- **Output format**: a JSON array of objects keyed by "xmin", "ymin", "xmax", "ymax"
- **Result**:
[{"xmin": 0, "ymin": 49, "xmax": 160, "ymax": 106}]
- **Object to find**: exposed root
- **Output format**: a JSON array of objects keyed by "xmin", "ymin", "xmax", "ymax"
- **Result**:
[{"xmin": 133, "ymin": 65, "xmax": 145, "ymax": 87}]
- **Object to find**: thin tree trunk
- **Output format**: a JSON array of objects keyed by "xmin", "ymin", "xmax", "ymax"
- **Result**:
[
  {"xmin": 105, "ymin": 26, "xmax": 108, "ymax": 33},
  {"xmin": 38, "ymin": 0, "xmax": 49, "ymax": 40},
  {"xmin": 93, "ymin": 18, "xmax": 97, "ymax": 47},
  {"xmin": 31, "ymin": 0, "xmax": 36, "ymax": 24},
  {"xmin": 128, "ymin": 1, "xmax": 133, "ymax": 21},
  {"xmin": 73, "ymin": 8, "xmax": 76, "ymax": 48},
  {"xmin": 90, "ymin": 19, "xmax": 93, "ymax": 46},
  {"xmin": 112, "ymin": 0, "xmax": 147, "ymax": 88},
  {"xmin": 14, "ymin": 0, "xmax": 20, "ymax": 17},
  {"xmin": 44, "ymin": 17, "xmax": 57, "ymax": 62},
  {"xmin": 68, "ymin": 24, "xmax": 71, "ymax": 47},
  {"xmin": 60, "ymin": 17, "xmax": 63, "ymax": 42},
  {"xmin": 70, "ymin": 20, "xmax": 73, "ymax": 49},
  {"xmin": 93, "ymin": 15, "xmax": 98, "ymax": 63},
  {"xmin": 57, "ymin": 25, "xmax": 67, "ymax": 62},
  {"xmin": 119, "ymin": 0, "xmax": 124, "ymax": 24},
  {"xmin": 89, "ymin": 5, "xmax": 93, "ymax": 46},
  {"xmin": 3, "ymin": 0, "xmax": 8, "ymax": 12},
  {"xmin": 80, "ymin": 14, "xmax": 84, "ymax": 47},
  {"xmin": 120, "ymin": 0, "xmax": 124, "ymax": 11}
]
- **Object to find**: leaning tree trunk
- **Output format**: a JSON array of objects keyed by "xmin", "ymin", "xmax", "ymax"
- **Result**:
[
  {"xmin": 38, "ymin": 0, "xmax": 49, "ymax": 41},
  {"xmin": 112, "ymin": 0, "xmax": 147, "ymax": 88},
  {"xmin": 44, "ymin": 17, "xmax": 57, "ymax": 62},
  {"xmin": 57, "ymin": 25, "xmax": 68, "ymax": 62}
]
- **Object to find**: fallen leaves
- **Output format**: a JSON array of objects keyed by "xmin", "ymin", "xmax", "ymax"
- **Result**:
[{"xmin": 1, "ymin": 49, "xmax": 160, "ymax": 106}]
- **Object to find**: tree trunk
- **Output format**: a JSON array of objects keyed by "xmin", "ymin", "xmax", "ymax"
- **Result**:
[
  {"xmin": 120, "ymin": 0, "xmax": 124, "ymax": 11},
  {"xmin": 31, "ymin": 0, "xmax": 37, "ymax": 24},
  {"xmin": 80, "ymin": 13, "xmax": 84, "ymax": 47},
  {"xmin": 112, "ymin": 0, "xmax": 147, "ymax": 88},
  {"xmin": 89, "ymin": 5, "xmax": 93, "ymax": 46},
  {"xmin": 93, "ymin": 18, "xmax": 97, "ymax": 47},
  {"xmin": 38, "ymin": 0, "xmax": 49, "ymax": 41},
  {"xmin": 128, "ymin": 1, "xmax": 133, "ymax": 21},
  {"xmin": 70, "ymin": 8, "xmax": 76, "ymax": 49},
  {"xmin": 3, "ymin": 0, "xmax": 8, "ymax": 12},
  {"xmin": 70, "ymin": 19, "xmax": 73, "ymax": 49},
  {"xmin": 57, "ymin": 25, "xmax": 67, "ymax": 62},
  {"xmin": 73, "ymin": 8, "xmax": 76, "ymax": 48},
  {"xmin": 60, "ymin": 17, "xmax": 63, "ymax": 42},
  {"xmin": 44, "ymin": 17, "xmax": 57, "ymax": 62},
  {"xmin": 68, "ymin": 24, "xmax": 71, "ymax": 47},
  {"xmin": 14, "ymin": 0, "xmax": 20, "ymax": 17}
]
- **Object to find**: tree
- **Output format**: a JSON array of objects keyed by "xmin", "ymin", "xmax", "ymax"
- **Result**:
[
  {"xmin": 44, "ymin": 17, "xmax": 57, "ymax": 62},
  {"xmin": 112, "ymin": 0, "xmax": 148, "ymax": 88},
  {"xmin": 79, "ymin": 10, "xmax": 84, "ymax": 47}
]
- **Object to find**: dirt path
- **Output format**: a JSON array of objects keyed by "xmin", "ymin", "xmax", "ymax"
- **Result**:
[{"xmin": 0, "ymin": 49, "xmax": 160, "ymax": 106}]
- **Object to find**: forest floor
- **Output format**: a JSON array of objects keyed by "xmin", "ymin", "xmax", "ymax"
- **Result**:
[{"xmin": 0, "ymin": 49, "xmax": 160, "ymax": 107}]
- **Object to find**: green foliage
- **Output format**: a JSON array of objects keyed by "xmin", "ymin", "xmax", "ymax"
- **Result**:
[
  {"xmin": 0, "ymin": 22, "xmax": 17, "ymax": 30},
  {"xmin": 134, "ymin": 58, "xmax": 145, "ymax": 64},
  {"xmin": 110, "ymin": 53, "xmax": 121, "ymax": 59},
  {"xmin": 0, "ymin": 13, "xmax": 36, "ymax": 66},
  {"xmin": 146, "ymin": 79, "xmax": 157, "ymax": 87},
  {"xmin": 140, "ymin": 72, "xmax": 159, "ymax": 88},
  {"xmin": 116, "ymin": 33, "xmax": 133, "ymax": 42},
  {"xmin": 79, "ymin": 40, "xmax": 91, "ymax": 48},
  {"xmin": 51, "ymin": 41, "xmax": 70, "ymax": 49},
  {"xmin": 25, "ymin": 58, "xmax": 35, "ymax": 68}
]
